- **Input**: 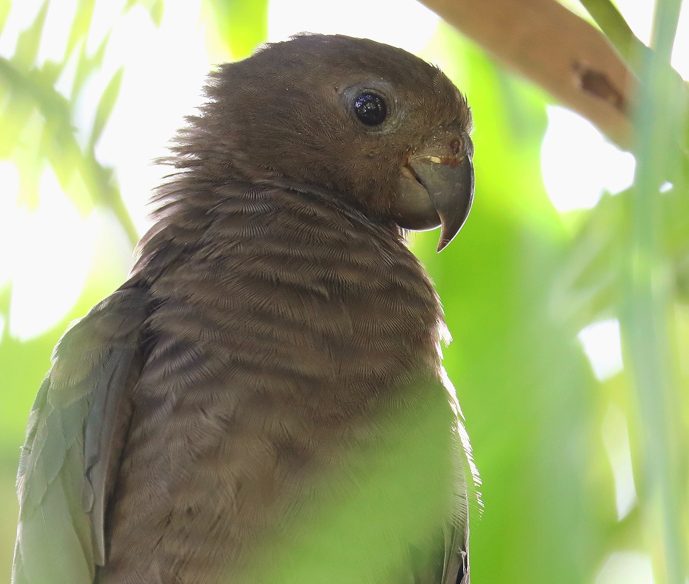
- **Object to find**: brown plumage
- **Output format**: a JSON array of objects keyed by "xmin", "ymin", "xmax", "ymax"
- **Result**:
[{"xmin": 13, "ymin": 34, "xmax": 476, "ymax": 584}]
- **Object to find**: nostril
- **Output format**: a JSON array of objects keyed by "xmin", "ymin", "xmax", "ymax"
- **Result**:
[{"xmin": 450, "ymin": 138, "xmax": 461, "ymax": 155}]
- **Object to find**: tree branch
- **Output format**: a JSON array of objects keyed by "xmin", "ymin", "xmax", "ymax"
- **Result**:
[
  {"xmin": 420, "ymin": 0, "xmax": 636, "ymax": 150},
  {"xmin": 578, "ymin": 0, "xmax": 651, "ymax": 72}
]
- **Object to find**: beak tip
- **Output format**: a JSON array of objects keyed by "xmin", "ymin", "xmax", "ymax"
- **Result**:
[
  {"xmin": 435, "ymin": 208, "xmax": 471, "ymax": 252},
  {"xmin": 406, "ymin": 148, "xmax": 475, "ymax": 252},
  {"xmin": 436, "ymin": 237, "xmax": 450, "ymax": 253}
]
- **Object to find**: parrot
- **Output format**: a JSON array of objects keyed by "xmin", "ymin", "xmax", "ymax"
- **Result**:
[{"xmin": 12, "ymin": 34, "xmax": 477, "ymax": 584}]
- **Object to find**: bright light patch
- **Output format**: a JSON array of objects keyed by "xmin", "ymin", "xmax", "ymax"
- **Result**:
[
  {"xmin": 616, "ymin": 0, "xmax": 689, "ymax": 81},
  {"xmin": 672, "ymin": 0, "xmax": 689, "ymax": 80},
  {"xmin": 577, "ymin": 319, "xmax": 624, "ymax": 381},
  {"xmin": 268, "ymin": 0, "xmax": 440, "ymax": 54},
  {"xmin": 603, "ymin": 0, "xmax": 689, "ymax": 79},
  {"xmin": 602, "ymin": 406, "xmax": 637, "ymax": 520},
  {"xmin": 596, "ymin": 552, "xmax": 654, "ymax": 584},
  {"xmin": 615, "ymin": 0, "xmax": 655, "ymax": 45},
  {"xmin": 55, "ymin": 47, "xmax": 79, "ymax": 99},
  {"xmin": 0, "ymin": 0, "xmax": 44, "ymax": 57},
  {"xmin": 87, "ymin": 0, "xmax": 127, "ymax": 54},
  {"xmin": 36, "ymin": 0, "xmax": 77, "ymax": 65},
  {"xmin": 8, "ymin": 167, "xmax": 95, "ymax": 341},
  {"xmin": 0, "ymin": 161, "xmax": 21, "ymax": 288},
  {"xmin": 94, "ymin": 0, "xmax": 208, "ymax": 235},
  {"xmin": 541, "ymin": 106, "xmax": 635, "ymax": 212}
]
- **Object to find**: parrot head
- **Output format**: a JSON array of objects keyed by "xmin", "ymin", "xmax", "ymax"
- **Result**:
[{"xmin": 176, "ymin": 34, "xmax": 474, "ymax": 251}]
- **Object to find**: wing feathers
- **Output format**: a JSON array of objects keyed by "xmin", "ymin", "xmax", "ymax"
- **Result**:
[
  {"xmin": 13, "ymin": 286, "xmax": 149, "ymax": 584},
  {"xmin": 85, "ymin": 347, "xmax": 139, "ymax": 564}
]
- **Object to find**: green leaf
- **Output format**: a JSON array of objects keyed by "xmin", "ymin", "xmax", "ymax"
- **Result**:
[
  {"xmin": 65, "ymin": 0, "xmax": 96, "ymax": 60},
  {"xmin": 39, "ymin": 60, "xmax": 63, "ymax": 86},
  {"xmin": 89, "ymin": 67, "xmax": 123, "ymax": 149},
  {"xmin": 71, "ymin": 33, "xmax": 110, "ymax": 100},
  {"xmin": 204, "ymin": 0, "xmax": 268, "ymax": 59},
  {"xmin": 149, "ymin": 0, "xmax": 164, "ymax": 26},
  {"xmin": 0, "ymin": 0, "xmax": 11, "ymax": 36},
  {"xmin": 12, "ymin": 1, "xmax": 49, "ymax": 69},
  {"xmin": 554, "ymin": 185, "xmax": 689, "ymax": 329},
  {"xmin": 552, "ymin": 193, "xmax": 625, "ymax": 328},
  {"xmin": 0, "ymin": 58, "xmax": 42, "ymax": 156},
  {"xmin": 621, "ymin": 0, "xmax": 689, "ymax": 568}
]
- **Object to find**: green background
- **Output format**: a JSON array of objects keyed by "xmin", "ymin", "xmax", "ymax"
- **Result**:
[{"xmin": 1, "ymin": 0, "xmax": 688, "ymax": 582}]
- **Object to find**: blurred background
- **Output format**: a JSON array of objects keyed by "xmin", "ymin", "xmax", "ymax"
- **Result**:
[{"xmin": 0, "ymin": 0, "xmax": 688, "ymax": 582}]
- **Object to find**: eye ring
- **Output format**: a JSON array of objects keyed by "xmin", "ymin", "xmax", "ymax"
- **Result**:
[{"xmin": 353, "ymin": 92, "xmax": 387, "ymax": 126}]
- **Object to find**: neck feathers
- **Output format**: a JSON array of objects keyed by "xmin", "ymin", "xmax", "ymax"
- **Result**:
[{"xmin": 134, "ymin": 177, "xmax": 445, "ymax": 392}]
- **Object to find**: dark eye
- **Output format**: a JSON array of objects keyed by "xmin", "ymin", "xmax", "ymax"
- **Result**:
[{"xmin": 353, "ymin": 92, "xmax": 387, "ymax": 126}]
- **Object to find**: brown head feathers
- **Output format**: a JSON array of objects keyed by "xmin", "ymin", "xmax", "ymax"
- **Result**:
[{"xmin": 166, "ymin": 34, "xmax": 471, "ymax": 223}]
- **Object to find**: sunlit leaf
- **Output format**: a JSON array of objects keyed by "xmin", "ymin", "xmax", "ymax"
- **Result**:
[
  {"xmin": 89, "ymin": 67, "xmax": 123, "ymax": 149},
  {"xmin": 65, "ymin": 0, "xmax": 96, "ymax": 60},
  {"xmin": 38, "ymin": 60, "xmax": 63, "ymax": 86},
  {"xmin": 203, "ymin": 0, "xmax": 268, "ymax": 59},
  {"xmin": 0, "ymin": 58, "xmax": 41, "ymax": 157},
  {"xmin": 554, "ymin": 187, "xmax": 689, "ymax": 327},
  {"xmin": 12, "ymin": 1, "xmax": 49, "ymax": 69},
  {"xmin": 552, "ymin": 193, "xmax": 625, "ymax": 327},
  {"xmin": 71, "ymin": 33, "xmax": 110, "ymax": 100},
  {"xmin": 0, "ymin": 0, "xmax": 11, "ymax": 36}
]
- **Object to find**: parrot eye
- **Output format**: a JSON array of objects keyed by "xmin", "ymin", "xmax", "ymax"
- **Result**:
[{"xmin": 353, "ymin": 92, "xmax": 387, "ymax": 126}]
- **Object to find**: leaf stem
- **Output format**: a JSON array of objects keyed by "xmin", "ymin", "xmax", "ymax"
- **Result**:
[{"xmin": 623, "ymin": 0, "xmax": 687, "ymax": 581}]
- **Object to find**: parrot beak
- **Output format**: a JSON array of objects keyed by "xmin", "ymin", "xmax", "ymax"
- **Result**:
[
  {"xmin": 394, "ymin": 133, "xmax": 474, "ymax": 252},
  {"xmin": 409, "ymin": 154, "xmax": 474, "ymax": 251}
]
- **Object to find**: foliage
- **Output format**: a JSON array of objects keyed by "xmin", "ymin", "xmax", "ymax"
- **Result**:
[{"xmin": 0, "ymin": 0, "xmax": 687, "ymax": 582}]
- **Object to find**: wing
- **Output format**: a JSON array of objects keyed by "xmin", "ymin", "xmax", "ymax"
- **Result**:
[
  {"xmin": 442, "ymin": 367, "xmax": 478, "ymax": 584},
  {"xmin": 446, "ymin": 510, "xmax": 470, "ymax": 584},
  {"xmin": 401, "ymin": 369, "xmax": 475, "ymax": 584},
  {"xmin": 437, "ymin": 453, "xmax": 470, "ymax": 584},
  {"xmin": 12, "ymin": 286, "xmax": 150, "ymax": 584}
]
